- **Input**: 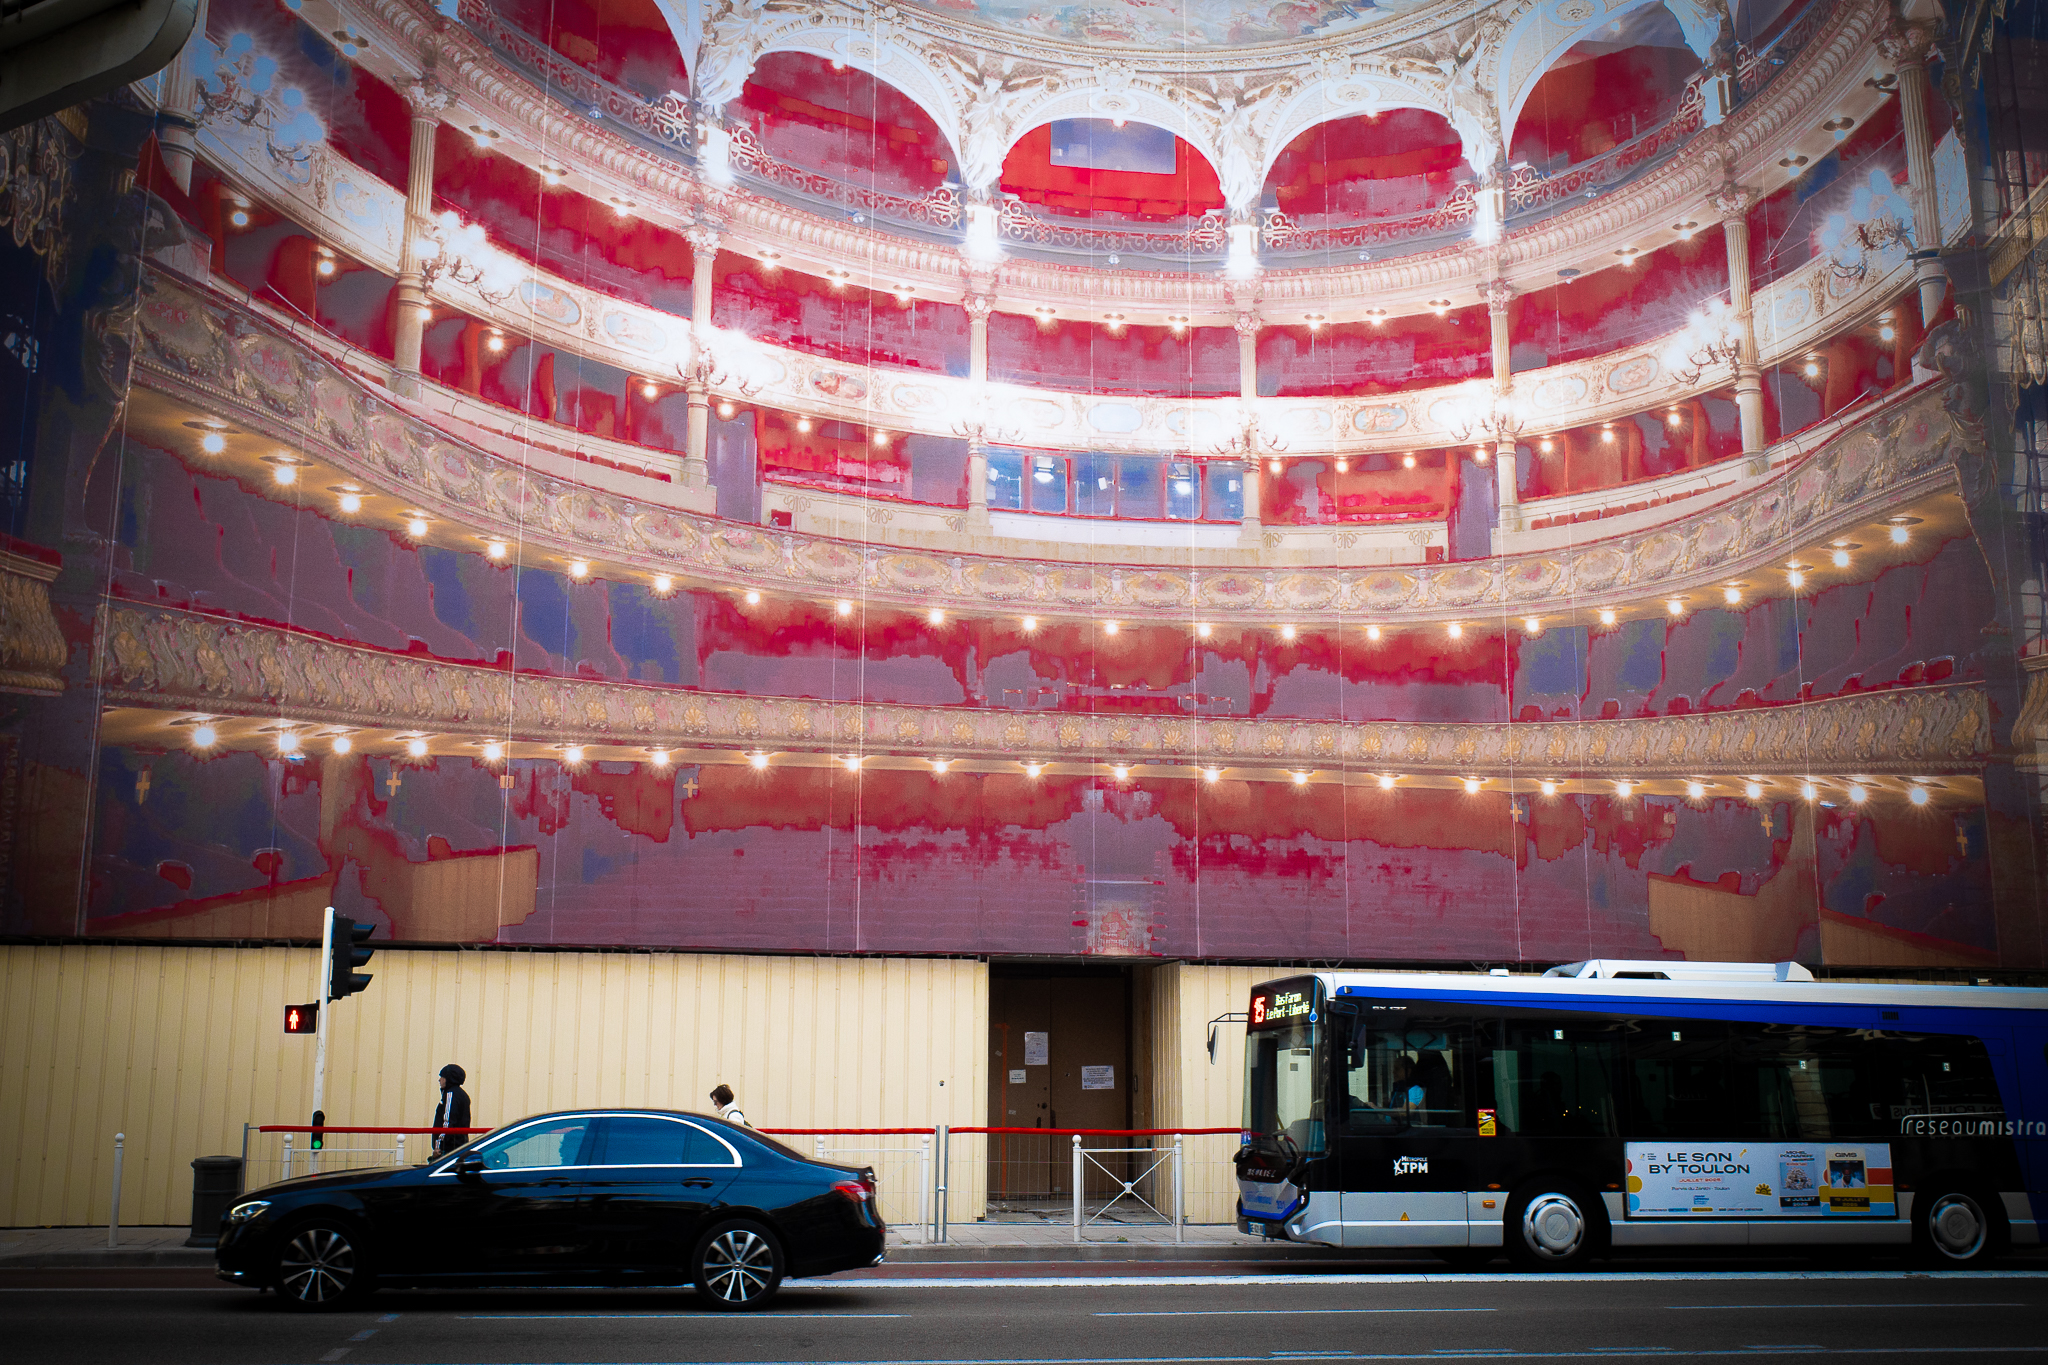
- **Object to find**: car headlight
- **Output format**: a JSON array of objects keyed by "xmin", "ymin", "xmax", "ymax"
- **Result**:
[{"xmin": 226, "ymin": 1200, "xmax": 271, "ymax": 1223}]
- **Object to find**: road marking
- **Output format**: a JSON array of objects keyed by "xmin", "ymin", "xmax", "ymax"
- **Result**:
[
  {"xmin": 1098, "ymin": 1309, "xmax": 1498, "ymax": 1317},
  {"xmin": 457, "ymin": 1311, "xmax": 902, "ymax": 1320},
  {"xmin": 318, "ymin": 1351, "xmax": 349, "ymax": 1363},
  {"xmin": 1669, "ymin": 1304, "xmax": 2027, "ymax": 1310},
  {"xmin": 349, "ymin": 1330, "xmax": 379, "ymax": 1341}
]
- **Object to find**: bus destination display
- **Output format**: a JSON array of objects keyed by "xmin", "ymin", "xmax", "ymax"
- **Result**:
[
  {"xmin": 1249, "ymin": 987, "xmax": 1313, "ymax": 1028},
  {"xmin": 1625, "ymin": 1143, "xmax": 1895, "ymax": 1218}
]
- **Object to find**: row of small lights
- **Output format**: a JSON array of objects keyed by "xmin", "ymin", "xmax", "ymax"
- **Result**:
[
  {"xmin": 171, "ymin": 724, "xmax": 1944, "ymax": 807},
  {"xmin": 189, "ymin": 420, "xmax": 1915, "ymax": 627}
]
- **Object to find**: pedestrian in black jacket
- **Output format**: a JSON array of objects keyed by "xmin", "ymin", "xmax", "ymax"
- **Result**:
[{"xmin": 432, "ymin": 1064, "xmax": 472, "ymax": 1156}]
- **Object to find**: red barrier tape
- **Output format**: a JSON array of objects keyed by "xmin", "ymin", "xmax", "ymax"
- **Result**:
[
  {"xmin": 953, "ymin": 1127, "xmax": 1241, "ymax": 1137},
  {"xmin": 758, "ymin": 1128, "xmax": 937, "ymax": 1136},
  {"xmin": 255, "ymin": 1126, "xmax": 491, "ymax": 1135}
]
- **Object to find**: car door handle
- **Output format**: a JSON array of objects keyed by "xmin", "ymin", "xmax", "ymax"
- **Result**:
[{"xmin": 682, "ymin": 1178, "xmax": 717, "ymax": 1188}]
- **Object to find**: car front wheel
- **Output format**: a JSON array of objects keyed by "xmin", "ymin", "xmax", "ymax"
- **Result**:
[
  {"xmin": 274, "ymin": 1220, "xmax": 372, "ymax": 1310},
  {"xmin": 692, "ymin": 1219, "xmax": 784, "ymax": 1310}
]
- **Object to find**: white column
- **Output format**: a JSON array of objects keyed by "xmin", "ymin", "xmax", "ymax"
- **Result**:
[
  {"xmin": 683, "ymin": 225, "xmax": 720, "ymax": 491},
  {"xmin": 1888, "ymin": 25, "xmax": 1949, "ymax": 325},
  {"xmin": 965, "ymin": 293, "xmax": 992, "ymax": 384},
  {"xmin": 1715, "ymin": 184, "xmax": 1767, "ymax": 466},
  {"xmin": 1484, "ymin": 280, "xmax": 1518, "ymax": 532},
  {"xmin": 1238, "ymin": 460, "xmax": 1261, "ymax": 549},
  {"xmin": 1234, "ymin": 310, "xmax": 1259, "ymax": 400},
  {"xmin": 391, "ymin": 79, "xmax": 450, "ymax": 389},
  {"xmin": 966, "ymin": 438, "xmax": 990, "ymax": 533},
  {"xmin": 154, "ymin": 0, "xmax": 212, "ymax": 194}
]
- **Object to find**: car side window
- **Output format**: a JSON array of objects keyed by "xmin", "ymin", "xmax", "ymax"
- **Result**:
[
  {"xmin": 598, "ymin": 1116, "xmax": 737, "ymax": 1166},
  {"xmin": 471, "ymin": 1118, "xmax": 592, "ymax": 1170}
]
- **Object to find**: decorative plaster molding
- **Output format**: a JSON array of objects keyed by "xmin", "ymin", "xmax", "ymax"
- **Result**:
[
  {"xmin": 0, "ymin": 547, "xmax": 67, "ymax": 697},
  {"xmin": 290, "ymin": 0, "xmax": 1888, "ymax": 319},
  {"xmin": 98, "ymin": 604, "xmax": 1991, "ymax": 776},
  {"xmin": 129, "ymin": 269, "xmax": 1969, "ymax": 623},
  {"xmin": 195, "ymin": 113, "xmax": 1925, "ymax": 458}
]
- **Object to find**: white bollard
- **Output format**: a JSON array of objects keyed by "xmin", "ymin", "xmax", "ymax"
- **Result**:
[
  {"xmin": 282, "ymin": 1133, "xmax": 293, "ymax": 1182},
  {"xmin": 395, "ymin": 1133, "xmax": 406, "ymax": 1167},
  {"xmin": 1173, "ymin": 1135, "xmax": 1185, "ymax": 1244},
  {"xmin": 107, "ymin": 1133, "xmax": 125, "ymax": 1248},
  {"xmin": 1071, "ymin": 1134, "xmax": 1083, "ymax": 1243},
  {"xmin": 933, "ymin": 1124, "xmax": 949, "ymax": 1244},
  {"xmin": 918, "ymin": 1135, "xmax": 931, "ymax": 1240}
]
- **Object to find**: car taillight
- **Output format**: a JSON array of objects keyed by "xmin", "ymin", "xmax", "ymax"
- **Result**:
[{"xmin": 832, "ymin": 1179, "xmax": 870, "ymax": 1206}]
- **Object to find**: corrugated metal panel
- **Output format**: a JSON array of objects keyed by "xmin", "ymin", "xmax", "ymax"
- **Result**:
[
  {"xmin": 1154, "ymin": 964, "xmax": 1279, "ymax": 1223},
  {"xmin": 0, "ymin": 945, "xmax": 987, "ymax": 1227}
]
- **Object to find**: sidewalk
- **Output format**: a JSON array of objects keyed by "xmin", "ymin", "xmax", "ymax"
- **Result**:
[{"xmin": 0, "ymin": 1221, "xmax": 1334, "ymax": 1269}]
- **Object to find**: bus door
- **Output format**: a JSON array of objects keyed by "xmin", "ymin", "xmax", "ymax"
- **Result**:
[
  {"xmin": 1332, "ymin": 1005, "xmax": 1477, "ymax": 1247},
  {"xmin": 2012, "ymin": 1019, "xmax": 2048, "ymax": 1229}
]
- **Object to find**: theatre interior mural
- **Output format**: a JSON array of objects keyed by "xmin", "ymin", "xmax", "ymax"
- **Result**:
[{"xmin": 4, "ymin": 0, "xmax": 2048, "ymax": 973}]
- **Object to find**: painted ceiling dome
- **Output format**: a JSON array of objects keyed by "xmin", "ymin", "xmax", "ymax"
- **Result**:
[{"xmin": 893, "ymin": 0, "xmax": 1436, "ymax": 48}]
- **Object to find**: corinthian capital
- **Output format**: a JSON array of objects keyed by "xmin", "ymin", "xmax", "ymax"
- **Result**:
[
  {"xmin": 1482, "ymin": 277, "xmax": 1515, "ymax": 315},
  {"xmin": 402, "ymin": 76, "xmax": 453, "ymax": 119},
  {"xmin": 1877, "ymin": 21, "xmax": 1940, "ymax": 67},
  {"xmin": 1710, "ymin": 182, "xmax": 1757, "ymax": 221}
]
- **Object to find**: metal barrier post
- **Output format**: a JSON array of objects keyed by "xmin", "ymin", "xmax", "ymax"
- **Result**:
[
  {"xmin": 107, "ymin": 1133, "xmax": 124, "ymax": 1248},
  {"xmin": 934, "ymin": 1124, "xmax": 949, "ymax": 1244},
  {"xmin": 1071, "ymin": 1134, "xmax": 1083, "ymax": 1243},
  {"xmin": 918, "ymin": 1135, "xmax": 931, "ymax": 1238},
  {"xmin": 239, "ymin": 1124, "xmax": 251, "ymax": 1196},
  {"xmin": 396, "ymin": 1133, "xmax": 406, "ymax": 1167},
  {"xmin": 1173, "ymin": 1135, "xmax": 1184, "ymax": 1243},
  {"xmin": 282, "ymin": 1133, "xmax": 293, "ymax": 1181},
  {"xmin": 815, "ymin": 1135, "xmax": 827, "ymax": 1162}
]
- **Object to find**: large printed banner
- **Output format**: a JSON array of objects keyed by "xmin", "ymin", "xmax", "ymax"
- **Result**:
[{"xmin": 1625, "ymin": 1143, "xmax": 1896, "ymax": 1218}]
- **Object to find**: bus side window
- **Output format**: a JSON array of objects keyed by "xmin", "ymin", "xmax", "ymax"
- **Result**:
[
  {"xmin": 1496, "ymin": 1023, "xmax": 1620, "ymax": 1137},
  {"xmin": 1344, "ymin": 1017, "xmax": 1473, "ymax": 1131}
]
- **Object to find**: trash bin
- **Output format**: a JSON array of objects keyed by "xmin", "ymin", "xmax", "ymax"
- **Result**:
[{"xmin": 185, "ymin": 1155, "xmax": 243, "ymax": 1248}]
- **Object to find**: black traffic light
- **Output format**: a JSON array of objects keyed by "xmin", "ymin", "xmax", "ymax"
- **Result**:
[
  {"xmin": 310, "ymin": 1109, "xmax": 326, "ymax": 1151},
  {"xmin": 284, "ymin": 1002, "xmax": 319, "ymax": 1034},
  {"xmin": 328, "ymin": 914, "xmax": 375, "ymax": 1001}
]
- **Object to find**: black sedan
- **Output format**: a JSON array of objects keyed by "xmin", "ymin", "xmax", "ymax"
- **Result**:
[{"xmin": 215, "ymin": 1109, "xmax": 885, "ymax": 1310}]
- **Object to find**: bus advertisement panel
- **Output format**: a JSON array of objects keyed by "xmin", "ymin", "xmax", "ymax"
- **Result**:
[{"xmin": 1625, "ymin": 1143, "xmax": 1896, "ymax": 1218}]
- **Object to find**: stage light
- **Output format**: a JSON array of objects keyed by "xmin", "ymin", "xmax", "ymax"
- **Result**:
[
  {"xmin": 748, "ymin": 752, "xmax": 770, "ymax": 770},
  {"xmin": 1027, "ymin": 763, "xmax": 1044, "ymax": 779},
  {"xmin": 927, "ymin": 608, "xmax": 945, "ymax": 626},
  {"xmin": 1366, "ymin": 625, "xmax": 1382, "ymax": 642},
  {"xmin": 273, "ymin": 464, "xmax": 297, "ymax": 486},
  {"xmin": 1196, "ymin": 623, "xmax": 1212, "ymax": 639},
  {"xmin": 1686, "ymin": 781, "xmax": 1705, "ymax": 799},
  {"xmin": 1598, "ymin": 609, "xmax": 1617, "ymax": 626},
  {"xmin": 1615, "ymin": 781, "xmax": 1633, "ymax": 798},
  {"xmin": 339, "ymin": 493, "xmax": 361, "ymax": 514},
  {"xmin": 332, "ymin": 736, "xmax": 353, "ymax": 755},
  {"xmin": 407, "ymin": 738, "xmax": 428, "ymax": 758},
  {"xmin": 407, "ymin": 517, "xmax": 428, "ymax": 537},
  {"xmin": 1292, "ymin": 771, "xmax": 1310, "ymax": 786},
  {"xmin": 200, "ymin": 433, "xmax": 225, "ymax": 454},
  {"xmin": 1540, "ymin": 780, "xmax": 1557, "ymax": 797},
  {"xmin": 1463, "ymin": 777, "xmax": 1481, "ymax": 794},
  {"xmin": 931, "ymin": 759, "xmax": 951, "ymax": 775},
  {"xmin": 563, "ymin": 746, "xmax": 585, "ymax": 765},
  {"xmin": 650, "ymin": 750, "xmax": 670, "ymax": 767},
  {"xmin": 1525, "ymin": 617, "xmax": 1542, "ymax": 635},
  {"xmin": 568, "ymin": 560, "xmax": 589, "ymax": 579},
  {"xmin": 654, "ymin": 576, "xmax": 675, "ymax": 594},
  {"xmin": 1280, "ymin": 624, "xmax": 1296, "ymax": 641},
  {"xmin": 839, "ymin": 600, "xmax": 855, "ymax": 616},
  {"xmin": 1103, "ymin": 620, "xmax": 1119, "ymax": 636},
  {"xmin": 1832, "ymin": 548, "xmax": 1851, "ymax": 567},
  {"xmin": 1378, "ymin": 774, "xmax": 1395, "ymax": 790},
  {"xmin": 1112, "ymin": 765, "xmax": 1129, "ymax": 781},
  {"xmin": 278, "ymin": 733, "xmax": 300, "ymax": 754},
  {"xmin": 1849, "ymin": 784, "xmax": 1868, "ymax": 803},
  {"xmin": 1745, "ymin": 781, "xmax": 1762, "ymax": 799},
  {"xmin": 487, "ymin": 541, "xmax": 507, "ymax": 560},
  {"xmin": 1909, "ymin": 785, "xmax": 1929, "ymax": 806},
  {"xmin": 1447, "ymin": 622, "xmax": 1463, "ymax": 639},
  {"xmin": 745, "ymin": 591, "xmax": 761, "ymax": 605},
  {"xmin": 192, "ymin": 725, "xmax": 217, "ymax": 748},
  {"xmin": 1205, "ymin": 768, "xmax": 1222, "ymax": 783},
  {"xmin": 483, "ymin": 742, "xmax": 503, "ymax": 761},
  {"xmin": 1723, "ymin": 586, "xmax": 1742, "ymax": 605}
]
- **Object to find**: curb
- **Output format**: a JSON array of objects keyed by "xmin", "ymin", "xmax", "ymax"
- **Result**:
[
  {"xmin": 0, "ymin": 1249, "xmax": 218, "ymax": 1268},
  {"xmin": 882, "ymin": 1243, "xmax": 1356, "ymax": 1263}
]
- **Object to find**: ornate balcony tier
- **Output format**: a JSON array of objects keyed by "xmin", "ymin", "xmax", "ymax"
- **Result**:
[
  {"xmin": 130, "ymin": 266, "xmax": 1974, "ymax": 625},
  {"xmin": 283, "ymin": 0, "xmax": 1902, "ymax": 320},
  {"xmin": 98, "ymin": 605, "xmax": 1991, "ymax": 792},
  {"xmin": 189, "ymin": 115, "xmax": 1951, "ymax": 458}
]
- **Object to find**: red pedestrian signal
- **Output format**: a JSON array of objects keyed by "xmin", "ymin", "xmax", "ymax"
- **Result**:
[{"xmin": 284, "ymin": 1002, "xmax": 319, "ymax": 1034}]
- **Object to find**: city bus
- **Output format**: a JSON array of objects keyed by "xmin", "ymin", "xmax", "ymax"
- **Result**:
[{"xmin": 1234, "ymin": 961, "xmax": 2048, "ymax": 1269}]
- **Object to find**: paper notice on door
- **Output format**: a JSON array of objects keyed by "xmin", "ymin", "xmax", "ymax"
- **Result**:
[
  {"xmin": 1081, "ymin": 1065, "xmax": 1115, "ymax": 1090},
  {"xmin": 1009, "ymin": 1069, "xmax": 1027, "ymax": 1083},
  {"xmin": 1023, "ymin": 1031, "xmax": 1049, "ymax": 1066}
]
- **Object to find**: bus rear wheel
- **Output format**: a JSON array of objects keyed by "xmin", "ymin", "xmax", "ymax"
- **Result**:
[
  {"xmin": 1916, "ymin": 1188, "xmax": 2005, "ymax": 1267},
  {"xmin": 1505, "ymin": 1183, "xmax": 1603, "ymax": 1271}
]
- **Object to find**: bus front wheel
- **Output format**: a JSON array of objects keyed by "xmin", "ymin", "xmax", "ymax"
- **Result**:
[
  {"xmin": 1915, "ymin": 1187, "xmax": 2005, "ymax": 1267},
  {"xmin": 1505, "ymin": 1183, "xmax": 1604, "ymax": 1271}
]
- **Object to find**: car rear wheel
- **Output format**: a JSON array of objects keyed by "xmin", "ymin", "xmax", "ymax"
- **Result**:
[
  {"xmin": 1505, "ymin": 1183, "xmax": 1603, "ymax": 1272},
  {"xmin": 1916, "ymin": 1188, "xmax": 2005, "ymax": 1267},
  {"xmin": 692, "ymin": 1219, "xmax": 784, "ymax": 1310},
  {"xmin": 274, "ymin": 1221, "xmax": 372, "ymax": 1310}
]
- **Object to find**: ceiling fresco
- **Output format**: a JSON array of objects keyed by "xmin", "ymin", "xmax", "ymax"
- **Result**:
[{"xmin": 899, "ymin": 0, "xmax": 1428, "ymax": 49}]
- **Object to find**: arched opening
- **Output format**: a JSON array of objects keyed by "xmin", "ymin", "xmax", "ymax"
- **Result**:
[
  {"xmin": 491, "ymin": 0, "xmax": 690, "ymax": 97},
  {"xmin": 1510, "ymin": 2, "xmax": 1703, "ymax": 174},
  {"xmin": 998, "ymin": 119, "xmax": 1223, "ymax": 224},
  {"xmin": 734, "ymin": 52, "xmax": 957, "ymax": 199},
  {"xmin": 1260, "ymin": 108, "xmax": 1467, "ymax": 225}
]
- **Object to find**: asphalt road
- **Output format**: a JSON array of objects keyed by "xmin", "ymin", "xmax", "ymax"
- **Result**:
[{"xmin": 4, "ymin": 1267, "xmax": 2047, "ymax": 1365}]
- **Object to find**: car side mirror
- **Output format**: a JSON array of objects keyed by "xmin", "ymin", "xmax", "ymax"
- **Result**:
[{"xmin": 454, "ymin": 1156, "xmax": 485, "ymax": 1180}]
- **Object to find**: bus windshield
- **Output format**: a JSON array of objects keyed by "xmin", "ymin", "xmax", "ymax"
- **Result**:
[{"xmin": 1243, "ymin": 979, "xmax": 1324, "ymax": 1152}]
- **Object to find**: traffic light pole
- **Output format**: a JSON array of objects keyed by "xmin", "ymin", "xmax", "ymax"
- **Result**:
[{"xmin": 312, "ymin": 906, "xmax": 333, "ymax": 1168}]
